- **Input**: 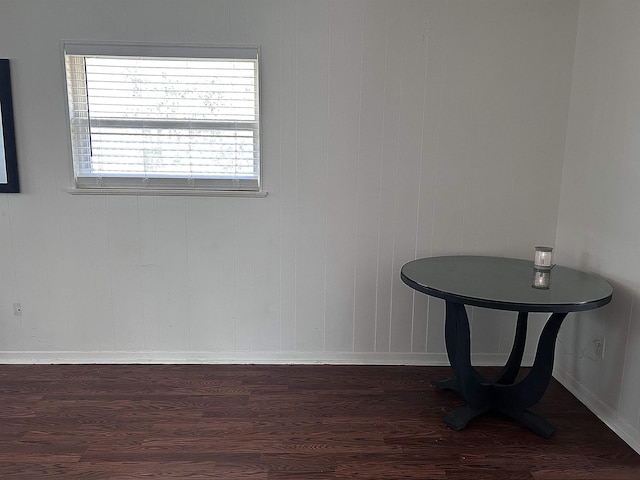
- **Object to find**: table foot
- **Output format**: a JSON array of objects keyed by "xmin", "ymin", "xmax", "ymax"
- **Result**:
[
  {"xmin": 445, "ymin": 404, "xmax": 490, "ymax": 431},
  {"xmin": 435, "ymin": 377, "xmax": 459, "ymax": 393},
  {"xmin": 498, "ymin": 408, "xmax": 556, "ymax": 438}
]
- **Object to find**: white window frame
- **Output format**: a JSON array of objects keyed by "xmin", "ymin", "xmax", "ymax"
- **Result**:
[{"xmin": 63, "ymin": 42, "xmax": 264, "ymax": 196}]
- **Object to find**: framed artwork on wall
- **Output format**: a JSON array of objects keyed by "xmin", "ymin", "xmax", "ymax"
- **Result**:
[{"xmin": 0, "ymin": 59, "xmax": 19, "ymax": 193}]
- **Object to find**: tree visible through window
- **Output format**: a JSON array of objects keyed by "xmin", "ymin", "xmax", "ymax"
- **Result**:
[{"xmin": 64, "ymin": 43, "xmax": 261, "ymax": 193}]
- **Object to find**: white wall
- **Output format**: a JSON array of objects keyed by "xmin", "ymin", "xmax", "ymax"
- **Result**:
[
  {"xmin": 0, "ymin": 0, "xmax": 578, "ymax": 364},
  {"xmin": 554, "ymin": 0, "xmax": 640, "ymax": 454}
]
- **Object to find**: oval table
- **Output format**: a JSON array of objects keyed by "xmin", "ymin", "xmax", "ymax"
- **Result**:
[{"xmin": 401, "ymin": 255, "xmax": 613, "ymax": 437}]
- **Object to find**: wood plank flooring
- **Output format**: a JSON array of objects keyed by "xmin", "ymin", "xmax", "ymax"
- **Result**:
[{"xmin": 0, "ymin": 364, "xmax": 638, "ymax": 479}]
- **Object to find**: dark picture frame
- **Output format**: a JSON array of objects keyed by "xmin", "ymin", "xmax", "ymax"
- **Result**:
[{"xmin": 0, "ymin": 59, "xmax": 19, "ymax": 193}]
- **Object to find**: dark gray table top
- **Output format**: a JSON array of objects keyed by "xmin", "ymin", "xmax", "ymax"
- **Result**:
[{"xmin": 401, "ymin": 256, "xmax": 613, "ymax": 313}]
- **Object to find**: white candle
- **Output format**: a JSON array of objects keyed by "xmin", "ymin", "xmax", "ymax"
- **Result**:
[{"xmin": 534, "ymin": 246, "xmax": 553, "ymax": 269}]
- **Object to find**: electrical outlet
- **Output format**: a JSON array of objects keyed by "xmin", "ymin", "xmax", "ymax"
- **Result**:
[{"xmin": 13, "ymin": 302, "xmax": 22, "ymax": 316}]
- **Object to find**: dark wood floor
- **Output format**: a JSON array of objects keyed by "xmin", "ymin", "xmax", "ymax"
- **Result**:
[{"xmin": 1, "ymin": 364, "xmax": 639, "ymax": 479}]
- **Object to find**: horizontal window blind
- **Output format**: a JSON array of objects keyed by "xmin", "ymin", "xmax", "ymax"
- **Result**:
[{"xmin": 64, "ymin": 43, "xmax": 260, "ymax": 192}]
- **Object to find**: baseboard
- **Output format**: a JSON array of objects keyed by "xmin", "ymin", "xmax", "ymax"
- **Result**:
[
  {"xmin": 0, "ymin": 351, "xmax": 447, "ymax": 365},
  {"xmin": 0, "ymin": 350, "xmax": 528, "ymax": 366},
  {"xmin": 553, "ymin": 365, "xmax": 640, "ymax": 455}
]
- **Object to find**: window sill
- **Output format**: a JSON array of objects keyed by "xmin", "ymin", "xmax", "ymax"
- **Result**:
[{"xmin": 67, "ymin": 188, "xmax": 268, "ymax": 198}]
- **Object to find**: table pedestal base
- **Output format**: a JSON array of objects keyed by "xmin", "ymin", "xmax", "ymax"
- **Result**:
[
  {"xmin": 439, "ymin": 301, "xmax": 567, "ymax": 438},
  {"xmin": 444, "ymin": 401, "xmax": 556, "ymax": 438},
  {"xmin": 444, "ymin": 404, "xmax": 490, "ymax": 431}
]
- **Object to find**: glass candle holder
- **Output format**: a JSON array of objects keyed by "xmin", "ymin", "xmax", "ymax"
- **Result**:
[
  {"xmin": 532, "ymin": 268, "xmax": 551, "ymax": 289},
  {"xmin": 534, "ymin": 246, "xmax": 553, "ymax": 270}
]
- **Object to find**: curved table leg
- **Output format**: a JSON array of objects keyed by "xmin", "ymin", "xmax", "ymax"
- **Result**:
[
  {"xmin": 441, "ymin": 302, "xmax": 491, "ymax": 430},
  {"xmin": 493, "ymin": 312, "xmax": 568, "ymax": 438},
  {"xmin": 495, "ymin": 312, "xmax": 528, "ymax": 385}
]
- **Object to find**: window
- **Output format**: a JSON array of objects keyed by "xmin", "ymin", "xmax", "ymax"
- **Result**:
[{"xmin": 63, "ymin": 43, "xmax": 261, "ymax": 194}]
